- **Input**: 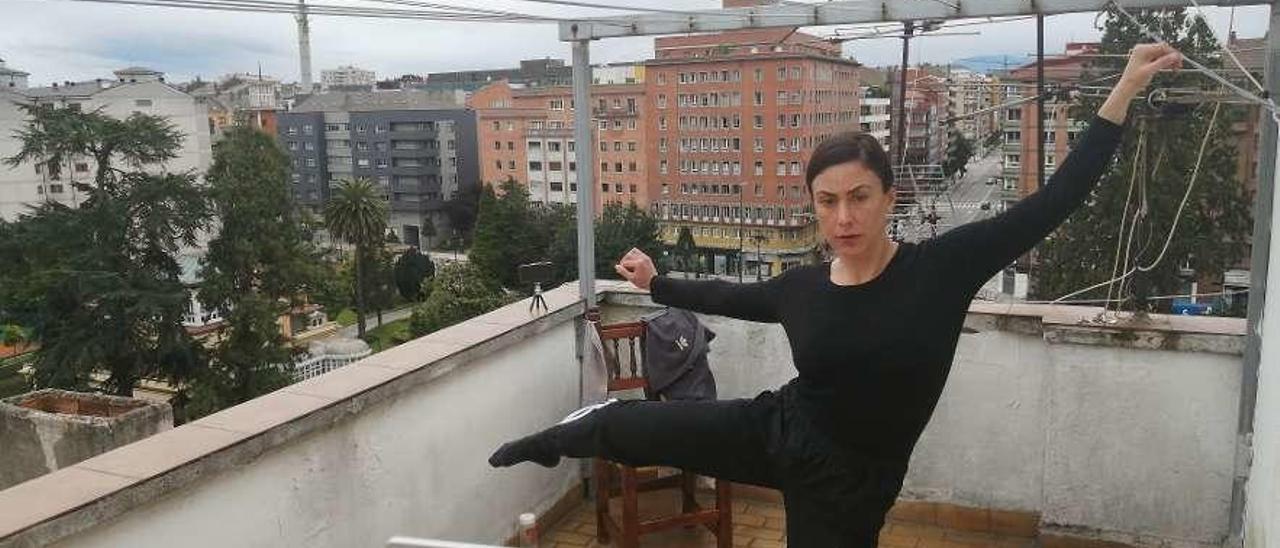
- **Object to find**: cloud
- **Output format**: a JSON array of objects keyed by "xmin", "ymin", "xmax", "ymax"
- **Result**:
[{"xmin": 0, "ymin": 0, "xmax": 1271, "ymax": 85}]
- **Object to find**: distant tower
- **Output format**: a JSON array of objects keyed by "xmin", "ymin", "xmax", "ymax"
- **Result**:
[{"xmin": 297, "ymin": 0, "xmax": 313, "ymax": 92}]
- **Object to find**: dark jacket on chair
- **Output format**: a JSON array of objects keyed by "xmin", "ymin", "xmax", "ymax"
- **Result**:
[{"xmin": 641, "ymin": 308, "xmax": 717, "ymax": 401}]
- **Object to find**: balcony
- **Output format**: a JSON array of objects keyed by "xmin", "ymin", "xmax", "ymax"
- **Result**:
[{"xmin": 0, "ymin": 283, "xmax": 1251, "ymax": 547}]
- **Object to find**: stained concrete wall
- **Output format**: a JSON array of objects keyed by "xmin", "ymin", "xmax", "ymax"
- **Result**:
[
  {"xmin": 49, "ymin": 320, "xmax": 582, "ymax": 548},
  {"xmin": 604, "ymin": 293, "xmax": 1243, "ymax": 546},
  {"xmin": 0, "ymin": 391, "xmax": 172, "ymax": 491}
]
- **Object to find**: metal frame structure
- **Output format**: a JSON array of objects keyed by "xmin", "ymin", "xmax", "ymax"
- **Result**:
[{"xmin": 557, "ymin": 1, "xmax": 1277, "ymax": 544}]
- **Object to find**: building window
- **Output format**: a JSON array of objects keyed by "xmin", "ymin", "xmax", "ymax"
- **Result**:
[
  {"xmin": 614, "ymin": 141, "xmax": 622, "ymax": 152},
  {"xmin": 507, "ymin": 141, "xmax": 515, "ymax": 150},
  {"xmin": 492, "ymin": 121, "xmax": 500, "ymax": 130},
  {"xmin": 304, "ymin": 142, "xmax": 315, "ymax": 151},
  {"xmin": 305, "ymin": 158, "xmax": 316, "ymax": 167},
  {"xmin": 357, "ymin": 158, "xmax": 370, "ymax": 168},
  {"xmin": 658, "ymin": 94, "xmax": 667, "ymax": 109},
  {"xmin": 529, "ymin": 161, "xmax": 544, "ymax": 171},
  {"xmin": 627, "ymin": 119, "xmax": 637, "ymax": 130},
  {"xmin": 1005, "ymin": 154, "xmax": 1020, "ymax": 168},
  {"xmin": 754, "ymin": 161, "xmax": 763, "ymax": 176},
  {"xmin": 599, "ymin": 141, "xmax": 607, "ymax": 152},
  {"xmin": 303, "ymin": 125, "xmax": 314, "ymax": 135},
  {"xmin": 1007, "ymin": 108, "xmax": 1022, "ymax": 121},
  {"xmin": 628, "ymin": 162, "xmax": 637, "ymax": 172},
  {"xmin": 754, "ymin": 91, "xmax": 763, "ymax": 106},
  {"xmin": 550, "ymin": 99, "xmax": 564, "ymax": 110},
  {"xmin": 549, "ymin": 161, "xmax": 563, "ymax": 171},
  {"xmin": 613, "ymin": 120, "xmax": 623, "ymax": 130},
  {"xmin": 659, "ymin": 117, "xmax": 667, "ymax": 131},
  {"xmin": 660, "ymin": 160, "xmax": 668, "ymax": 174},
  {"xmin": 776, "ymin": 162, "xmax": 786, "ymax": 176},
  {"xmin": 754, "ymin": 115, "xmax": 763, "ymax": 129},
  {"xmin": 659, "ymin": 137, "xmax": 667, "ymax": 153},
  {"xmin": 601, "ymin": 162, "xmax": 609, "ymax": 172},
  {"xmin": 548, "ymin": 141, "xmax": 561, "ymax": 152},
  {"xmin": 494, "ymin": 141, "xmax": 501, "ymax": 150},
  {"xmin": 790, "ymin": 162, "xmax": 801, "ymax": 175},
  {"xmin": 627, "ymin": 141, "xmax": 637, "ymax": 152},
  {"xmin": 615, "ymin": 162, "xmax": 623, "ymax": 173},
  {"xmin": 376, "ymin": 158, "xmax": 388, "ymax": 168},
  {"xmin": 495, "ymin": 160, "xmax": 502, "ymax": 170}
]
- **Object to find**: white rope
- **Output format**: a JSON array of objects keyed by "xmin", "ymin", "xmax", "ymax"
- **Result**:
[{"xmin": 1051, "ymin": 102, "xmax": 1221, "ymax": 304}]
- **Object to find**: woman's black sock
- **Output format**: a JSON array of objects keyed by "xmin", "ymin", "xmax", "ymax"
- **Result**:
[{"xmin": 488, "ymin": 430, "xmax": 562, "ymax": 468}]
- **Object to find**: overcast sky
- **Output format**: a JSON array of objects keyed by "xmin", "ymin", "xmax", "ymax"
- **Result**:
[{"xmin": 0, "ymin": 0, "xmax": 1271, "ymax": 85}]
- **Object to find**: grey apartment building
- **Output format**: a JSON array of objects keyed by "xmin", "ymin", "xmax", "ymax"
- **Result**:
[{"xmin": 278, "ymin": 91, "xmax": 478, "ymax": 248}]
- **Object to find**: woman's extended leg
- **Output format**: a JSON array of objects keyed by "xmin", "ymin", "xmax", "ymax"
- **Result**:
[{"xmin": 489, "ymin": 395, "xmax": 782, "ymax": 488}]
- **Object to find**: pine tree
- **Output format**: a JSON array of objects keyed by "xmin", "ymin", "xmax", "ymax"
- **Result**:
[
  {"xmin": 1031, "ymin": 7, "xmax": 1253, "ymax": 315},
  {"xmin": 0, "ymin": 106, "xmax": 209, "ymax": 395},
  {"xmin": 185, "ymin": 127, "xmax": 316, "ymax": 418}
]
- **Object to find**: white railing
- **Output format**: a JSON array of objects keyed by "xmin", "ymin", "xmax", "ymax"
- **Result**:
[{"xmin": 291, "ymin": 348, "xmax": 373, "ymax": 381}]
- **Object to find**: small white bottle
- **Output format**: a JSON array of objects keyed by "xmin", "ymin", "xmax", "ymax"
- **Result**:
[{"xmin": 517, "ymin": 513, "xmax": 539, "ymax": 548}]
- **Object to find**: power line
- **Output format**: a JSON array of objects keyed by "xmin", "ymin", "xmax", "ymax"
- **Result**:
[{"xmin": 48, "ymin": 0, "xmax": 635, "ymax": 24}]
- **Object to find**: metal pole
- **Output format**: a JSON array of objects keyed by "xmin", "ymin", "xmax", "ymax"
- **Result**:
[
  {"xmin": 1036, "ymin": 13, "xmax": 1046, "ymax": 191},
  {"xmin": 895, "ymin": 21, "xmax": 914, "ymax": 165},
  {"xmin": 1230, "ymin": 3, "xmax": 1280, "ymax": 542},
  {"xmin": 738, "ymin": 191, "xmax": 744, "ymax": 282},
  {"xmin": 572, "ymin": 40, "xmax": 596, "ymax": 308}
]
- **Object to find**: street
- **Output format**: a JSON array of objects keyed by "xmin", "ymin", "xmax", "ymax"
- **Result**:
[{"xmin": 940, "ymin": 149, "xmax": 1005, "ymax": 230}]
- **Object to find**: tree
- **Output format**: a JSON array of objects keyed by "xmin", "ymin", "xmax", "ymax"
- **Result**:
[
  {"xmin": 363, "ymin": 241, "xmax": 398, "ymax": 327},
  {"xmin": 394, "ymin": 247, "xmax": 435, "ymax": 302},
  {"xmin": 594, "ymin": 201, "xmax": 664, "ymax": 280},
  {"xmin": 1031, "ymin": 7, "xmax": 1253, "ymax": 315},
  {"xmin": 409, "ymin": 262, "xmax": 508, "ymax": 337},
  {"xmin": 943, "ymin": 129, "xmax": 974, "ymax": 180},
  {"xmin": 444, "ymin": 182, "xmax": 482, "ymax": 246},
  {"xmin": 0, "ymin": 105, "xmax": 209, "ymax": 396},
  {"xmin": 469, "ymin": 180, "xmax": 555, "ymax": 288},
  {"xmin": 323, "ymin": 179, "xmax": 388, "ymax": 338},
  {"xmin": 186, "ymin": 127, "xmax": 315, "ymax": 418}
]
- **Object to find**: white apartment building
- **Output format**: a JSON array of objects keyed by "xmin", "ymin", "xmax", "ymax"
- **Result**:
[
  {"xmin": 321, "ymin": 65, "xmax": 376, "ymax": 91},
  {"xmin": 858, "ymin": 90, "xmax": 891, "ymax": 149},
  {"xmin": 0, "ymin": 65, "xmax": 212, "ymax": 221},
  {"xmin": 948, "ymin": 68, "xmax": 995, "ymax": 144}
]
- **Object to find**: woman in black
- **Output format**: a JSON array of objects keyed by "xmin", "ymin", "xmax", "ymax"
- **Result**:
[{"xmin": 491, "ymin": 44, "xmax": 1181, "ymax": 545}]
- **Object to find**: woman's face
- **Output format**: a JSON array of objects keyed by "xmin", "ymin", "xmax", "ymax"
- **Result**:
[{"xmin": 811, "ymin": 161, "xmax": 895, "ymax": 259}]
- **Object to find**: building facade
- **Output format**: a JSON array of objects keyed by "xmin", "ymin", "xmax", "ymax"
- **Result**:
[
  {"xmin": 0, "ymin": 65, "xmax": 212, "ymax": 221},
  {"xmin": 948, "ymin": 68, "xmax": 996, "ymax": 144},
  {"xmin": 470, "ymin": 79, "xmax": 649, "ymax": 211},
  {"xmin": 277, "ymin": 91, "xmax": 479, "ymax": 248},
  {"xmin": 859, "ymin": 91, "xmax": 891, "ymax": 148},
  {"xmin": 644, "ymin": 28, "xmax": 862, "ymax": 277},
  {"xmin": 428, "ymin": 58, "xmax": 574, "ymax": 93},
  {"xmin": 321, "ymin": 65, "xmax": 376, "ymax": 92}
]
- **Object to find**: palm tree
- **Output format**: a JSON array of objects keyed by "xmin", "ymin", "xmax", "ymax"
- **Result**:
[{"xmin": 324, "ymin": 179, "xmax": 388, "ymax": 338}]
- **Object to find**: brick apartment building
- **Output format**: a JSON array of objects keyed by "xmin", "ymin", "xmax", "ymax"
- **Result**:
[{"xmin": 644, "ymin": 28, "xmax": 863, "ymax": 277}]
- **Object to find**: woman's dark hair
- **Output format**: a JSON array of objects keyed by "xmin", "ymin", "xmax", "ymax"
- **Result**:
[{"xmin": 805, "ymin": 131, "xmax": 893, "ymax": 193}]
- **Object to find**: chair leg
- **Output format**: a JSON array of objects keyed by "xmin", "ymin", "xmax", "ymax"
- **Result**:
[
  {"xmin": 621, "ymin": 467, "xmax": 641, "ymax": 548},
  {"xmin": 594, "ymin": 459, "xmax": 610, "ymax": 544},
  {"xmin": 716, "ymin": 479, "xmax": 733, "ymax": 548},
  {"xmin": 681, "ymin": 471, "xmax": 698, "ymax": 528}
]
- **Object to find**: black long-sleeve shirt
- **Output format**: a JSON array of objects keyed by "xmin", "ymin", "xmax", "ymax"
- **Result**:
[{"xmin": 651, "ymin": 116, "xmax": 1125, "ymax": 465}]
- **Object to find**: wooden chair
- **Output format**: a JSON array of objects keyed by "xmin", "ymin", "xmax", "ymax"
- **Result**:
[{"xmin": 587, "ymin": 311, "xmax": 733, "ymax": 548}]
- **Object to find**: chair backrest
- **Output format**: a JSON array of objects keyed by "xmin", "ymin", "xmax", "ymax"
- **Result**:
[{"xmin": 594, "ymin": 320, "xmax": 651, "ymax": 399}]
